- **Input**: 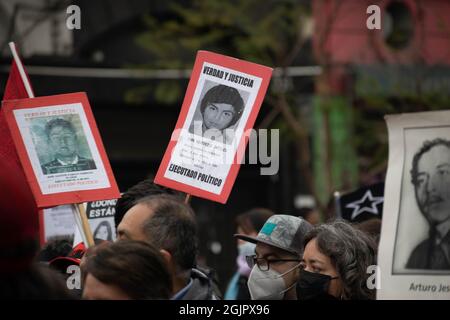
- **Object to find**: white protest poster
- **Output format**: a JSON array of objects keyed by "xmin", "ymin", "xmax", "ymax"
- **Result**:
[
  {"xmin": 378, "ymin": 110, "xmax": 450, "ymax": 299},
  {"xmin": 2, "ymin": 92, "xmax": 120, "ymax": 208},
  {"xmin": 39, "ymin": 205, "xmax": 76, "ymax": 245},
  {"xmin": 155, "ymin": 51, "xmax": 272, "ymax": 203}
]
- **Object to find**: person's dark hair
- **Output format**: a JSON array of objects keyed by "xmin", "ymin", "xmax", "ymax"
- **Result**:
[
  {"xmin": 45, "ymin": 118, "xmax": 76, "ymax": 138},
  {"xmin": 0, "ymin": 264, "xmax": 75, "ymax": 299},
  {"xmin": 200, "ymin": 84, "xmax": 244, "ymax": 127},
  {"xmin": 37, "ymin": 237, "xmax": 73, "ymax": 262},
  {"xmin": 114, "ymin": 179, "xmax": 183, "ymax": 228},
  {"xmin": 93, "ymin": 221, "xmax": 113, "ymax": 241},
  {"xmin": 235, "ymin": 208, "xmax": 274, "ymax": 235},
  {"xmin": 411, "ymin": 138, "xmax": 450, "ymax": 185},
  {"xmin": 136, "ymin": 195, "xmax": 198, "ymax": 272},
  {"xmin": 304, "ymin": 220, "xmax": 377, "ymax": 300},
  {"xmin": 84, "ymin": 240, "xmax": 172, "ymax": 299}
]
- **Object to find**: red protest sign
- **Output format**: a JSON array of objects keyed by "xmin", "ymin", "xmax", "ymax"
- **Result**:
[
  {"xmin": 2, "ymin": 92, "xmax": 120, "ymax": 208},
  {"xmin": 155, "ymin": 51, "xmax": 273, "ymax": 203}
]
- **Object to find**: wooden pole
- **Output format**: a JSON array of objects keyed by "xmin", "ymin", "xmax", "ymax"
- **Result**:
[
  {"xmin": 76, "ymin": 203, "xmax": 95, "ymax": 247},
  {"xmin": 185, "ymin": 193, "xmax": 191, "ymax": 204}
]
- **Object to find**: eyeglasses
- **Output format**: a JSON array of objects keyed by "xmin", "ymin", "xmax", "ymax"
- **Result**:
[{"xmin": 246, "ymin": 255, "xmax": 301, "ymax": 271}]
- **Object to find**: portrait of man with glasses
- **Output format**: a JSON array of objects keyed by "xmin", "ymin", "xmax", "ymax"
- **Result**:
[{"xmin": 41, "ymin": 118, "xmax": 96, "ymax": 175}]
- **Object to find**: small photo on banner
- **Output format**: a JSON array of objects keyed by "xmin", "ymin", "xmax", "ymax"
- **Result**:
[{"xmin": 336, "ymin": 182, "xmax": 384, "ymax": 223}]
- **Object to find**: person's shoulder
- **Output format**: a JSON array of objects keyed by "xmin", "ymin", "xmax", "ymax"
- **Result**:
[
  {"xmin": 78, "ymin": 156, "xmax": 96, "ymax": 166},
  {"xmin": 183, "ymin": 267, "xmax": 222, "ymax": 300},
  {"xmin": 406, "ymin": 238, "xmax": 431, "ymax": 269},
  {"xmin": 412, "ymin": 238, "xmax": 432, "ymax": 253},
  {"xmin": 44, "ymin": 159, "xmax": 60, "ymax": 165},
  {"xmin": 42, "ymin": 159, "xmax": 60, "ymax": 169}
]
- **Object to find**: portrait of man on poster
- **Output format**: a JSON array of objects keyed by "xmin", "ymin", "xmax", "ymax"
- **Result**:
[
  {"xmin": 407, "ymin": 138, "xmax": 450, "ymax": 270},
  {"xmin": 41, "ymin": 118, "xmax": 96, "ymax": 174},
  {"xmin": 189, "ymin": 84, "xmax": 245, "ymax": 145}
]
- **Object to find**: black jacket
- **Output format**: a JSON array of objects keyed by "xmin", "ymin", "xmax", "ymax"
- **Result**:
[
  {"xmin": 41, "ymin": 156, "xmax": 96, "ymax": 174},
  {"xmin": 182, "ymin": 268, "xmax": 221, "ymax": 300},
  {"xmin": 406, "ymin": 236, "xmax": 450, "ymax": 269}
]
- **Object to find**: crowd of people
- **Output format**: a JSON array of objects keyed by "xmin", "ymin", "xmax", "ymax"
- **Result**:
[{"xmin": 0, "ymin": 152, "xmax": 380, "ymax": 300}]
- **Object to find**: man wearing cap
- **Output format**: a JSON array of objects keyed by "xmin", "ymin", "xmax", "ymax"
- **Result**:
[{"xmin": 234, "ymin": 214, "xmax": 312, "ymax": 300}]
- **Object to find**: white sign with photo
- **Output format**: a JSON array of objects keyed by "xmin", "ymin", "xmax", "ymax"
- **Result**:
[
  {"xmin": 164, "ymin": 62, "xmax": 261, "ymax": 195},
  {"xmin": 378, "ymin": 110, "xmax": 450, "ymax": 299}
]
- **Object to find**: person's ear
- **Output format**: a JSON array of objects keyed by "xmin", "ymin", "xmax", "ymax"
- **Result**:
[{"xmin": 160, "ymin": 249, "xmax": 174, "ymax": 271}]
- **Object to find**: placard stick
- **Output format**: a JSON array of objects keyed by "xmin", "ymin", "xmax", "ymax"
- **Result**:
[
  {"xmin": 9, "ymin": 42, "xmax": 34, "ymax": 98},
  {"xmin": 76, "ymin": 203, "xmax": 95, "ymax": 247},
  {"xmin": 185, "ymin": 193, "xmax": 192, "ymax": 204},
  {"xmin": 72, "ymin": 205, "xmax": 88, "ymax": 246}
]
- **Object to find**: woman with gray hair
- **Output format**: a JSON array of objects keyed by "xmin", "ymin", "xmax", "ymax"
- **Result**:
[{"xmin": 296, "ymin": 220, "xmax": 377, "ymax": 300}]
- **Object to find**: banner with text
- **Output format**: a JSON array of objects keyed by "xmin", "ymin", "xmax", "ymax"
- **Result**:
[{"xmin": 155, "ymin": 51, "xmax": 272, "ymax": 203}]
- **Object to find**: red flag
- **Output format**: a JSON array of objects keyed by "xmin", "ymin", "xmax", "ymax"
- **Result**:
[
  {"xmin": 1, "ymin": 50, "xmax": 34, "ymax": 164},
  {"xmin": 3, "ymin": 59, "xmax": 33, "ymax": 100},
  {"xmin": 0, "ymin": 45, "xmax": 38, "ymax": 270}
]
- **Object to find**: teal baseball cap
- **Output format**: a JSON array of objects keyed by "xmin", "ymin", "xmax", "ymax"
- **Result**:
[{"xmin": 234, "ymin": 214, "xmax": 313, "ymax": 256}]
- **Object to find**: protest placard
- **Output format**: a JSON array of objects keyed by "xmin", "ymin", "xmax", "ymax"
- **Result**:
[
  {"xmin": 155, "ymin": 51, "xmax": 272, "ymax": 203},
  {"xmin": 85, "ymin": 199, "xmax": 117, "ymax": 241},
  {"xmin": 2, "ymin": 92, "xmax": 120, "ymax": 208},
  {"xmin": 378, "ymin": 110, "xmax": 450, "ymax": 299},
  {"xmin": 39, "ymin": 205, "xmax": 76, "ymax": 245},
  {"xmin": 41, "ymin": 199, "xmax": 117, "ymax": 246}
]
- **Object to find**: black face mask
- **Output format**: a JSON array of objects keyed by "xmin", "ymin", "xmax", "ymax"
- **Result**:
[{"xmin": 296, "ymin": 269, "xmax": 339, "ymax": 300}]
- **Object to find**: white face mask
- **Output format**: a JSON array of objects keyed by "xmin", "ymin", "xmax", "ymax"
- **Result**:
[{"xmin": 247, "ymin": 263, "xmax": 299, "ymax": 300}]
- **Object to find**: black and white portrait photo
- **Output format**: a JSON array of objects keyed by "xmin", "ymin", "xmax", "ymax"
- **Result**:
[
  {"xmin": 188, "ymin": 80, "xmax": 249, "ymax": 145},
  {"xmin": 392, "ymin": 126, "xmax": 450, "ymax": 275},
  {"xmin": 406, "ymin": 138, "xmax": 450, "ymax": 270},
  {"xmin": 32, "ymin": 116, "xmax": 96, "ymax": 175},
  {"xmin": 92, "ymin": 220, "xmax": 113, "ymax": 241}
]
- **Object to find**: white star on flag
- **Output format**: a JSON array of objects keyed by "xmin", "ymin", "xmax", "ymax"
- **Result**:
[{"xmin": 345, "ymin": 190, "xmax": 384, "ymax": 220}]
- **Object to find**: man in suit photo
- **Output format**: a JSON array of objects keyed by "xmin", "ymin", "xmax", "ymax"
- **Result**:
[
  {"xmin": 41, "ymin": 118, "xmax": 96, "ymax": 175},
  {"xmin": 407, "ymin": 138, "xmax": 450, "ymax": 270}
]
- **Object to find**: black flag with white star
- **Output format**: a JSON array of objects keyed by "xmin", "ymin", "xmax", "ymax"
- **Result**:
[{"xmin": 336, "ymin": 182, "xmax": 384, "ymax": 223}]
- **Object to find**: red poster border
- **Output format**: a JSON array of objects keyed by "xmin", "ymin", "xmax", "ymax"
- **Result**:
[
  {"xmin": 2, "ymin": 92, "xmax": 120, "ymax": 208},
  {"xmin": 154, "ymin": 51, "xmax": 273, "ymax": 203}
]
